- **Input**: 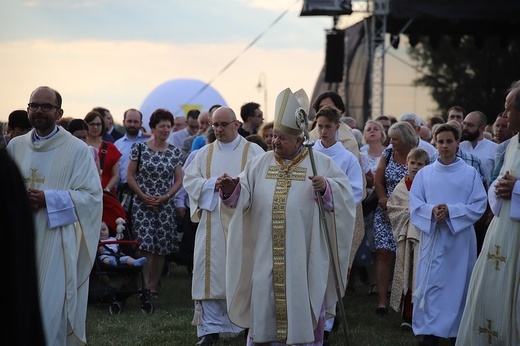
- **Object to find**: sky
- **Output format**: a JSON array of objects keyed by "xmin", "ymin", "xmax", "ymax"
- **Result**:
[{"xmin": 0, "ymin": 0, "xmax": 436, "ymax": 125}]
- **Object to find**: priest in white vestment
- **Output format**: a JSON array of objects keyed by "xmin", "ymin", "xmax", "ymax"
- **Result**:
[
  {"xmin": 6, "ymin": 86, "xmax": 102, "ymax": 346},
  {"xmin": 456, "ymin": 85, "xmax": 520, "ymax": 346},
  {"xmin": 183, "ymin": 106, "xmax": 264, "ymax": 345},
  {"xmin": 409, "ymin": 124, "xmax": 487, "ymax": 344},
  {"xmin": 219, "ymin": 88, "xmax": 356, "ymax": 345}
]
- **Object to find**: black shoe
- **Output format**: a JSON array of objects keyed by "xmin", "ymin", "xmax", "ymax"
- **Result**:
[
  {"xmin": 418, "ymin": 334, "xmax": 439, "ymax": 346},
  {"xmin": 195, "ymin": 333, "xmax": 219, "ymax": 345},
  {"xmin": 323, "ymin": 331, "xmax": 330, "ymax": 346},
  {"xmin": 376, "ymin": 306, "xmax": 388, "ymax": 315}
]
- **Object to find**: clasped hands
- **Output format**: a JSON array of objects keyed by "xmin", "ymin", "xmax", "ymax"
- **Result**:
[
  {"xmin": 433, "ymin": 203, "xmax": 449, "ymax": 223},
  {"xmin": 140, "ymin": 194, "xmax": 169, "ymax": 209},
  {"xmin": 27, "ymin": 188, "xmax": 45, "ymax": 211},
  {"xmin": 217, "ymin": 173, "xmax": 240, "ymax": 195},
  {"xmin": 494, "ymin": 171, "xmax": 517, "ymax": 200}
]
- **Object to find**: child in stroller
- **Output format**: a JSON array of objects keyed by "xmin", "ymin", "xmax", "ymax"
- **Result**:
[
  {"xmin": 97, "ymin": 221, "xmax": 146, "ymax": 267},
  {"xmin": 88, "ymin": 191, "xmax": 154, "ymax": 314}
]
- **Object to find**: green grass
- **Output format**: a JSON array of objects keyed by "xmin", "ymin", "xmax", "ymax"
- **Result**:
[{"xmin": 86, "ymin": 264, "xmax": 452, "ymax": 345}]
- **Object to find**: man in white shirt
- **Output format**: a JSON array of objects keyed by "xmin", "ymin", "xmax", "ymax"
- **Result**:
[
  {"xmin": 114, "ymin": 109, "xmax": 148, "ymax": 207},
  {"xmin": 459, "ymin": 111, "xmax": 498, "ymax": 254},
  {"xmin": 114, "ymin": 109, "xmax": 148, "ymax": 184},
  {"xmin": 459, "ymin": 111, "xmax": 498, "ymax": 185}
]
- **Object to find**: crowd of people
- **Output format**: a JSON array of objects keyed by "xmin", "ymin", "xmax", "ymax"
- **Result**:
[{"xmin": 2, "ymin": 82, "xmax": 520, "ymax": 346}]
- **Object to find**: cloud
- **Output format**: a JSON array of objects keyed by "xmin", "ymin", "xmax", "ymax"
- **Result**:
[{"xmin": 0, "ymin": 38, "xmax": 324, "ymax": 123}]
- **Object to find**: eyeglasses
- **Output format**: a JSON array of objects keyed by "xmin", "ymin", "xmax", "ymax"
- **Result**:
[
  {"xmin": 28, "ymin": 102, "xmax": 58, "ymax": 112},
  {"xmin": 212, "ymin": 121, "xmax": 234, "ymax": 128},
  {"xmin": 88, "ymin": 122, "xmax": 103, "ymax": 127}
]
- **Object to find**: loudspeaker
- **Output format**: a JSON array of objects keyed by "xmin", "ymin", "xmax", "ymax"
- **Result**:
[{"xmin": 325, "ymin": 31, "xmax": 345, "ymax": 83}]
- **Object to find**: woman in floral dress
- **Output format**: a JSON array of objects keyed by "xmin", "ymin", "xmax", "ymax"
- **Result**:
[
  {"xmin": 373, "ymin": 121, "xmax": 418, "ymax": 314},
  {"xmin": 127, "ymin": 109, "xmax": 183, "ymax": 297}
]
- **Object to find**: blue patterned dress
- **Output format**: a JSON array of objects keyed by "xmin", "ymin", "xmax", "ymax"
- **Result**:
[
  {"xmin": 130, "ymin": 142, "xmax": 182, "ymax": 255},
  {"xmin": 373, "ymin": 147, "xmax": 408, "ymax": 252}
]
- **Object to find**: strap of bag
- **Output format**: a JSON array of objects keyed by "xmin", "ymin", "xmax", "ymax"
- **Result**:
[
  {"xmin": 99, "ymin": 141, "xmax": 108, "ymax": 173},
  {"xmin": 136, "ymin": 143, "xmax": 142, "ymax": 174}
]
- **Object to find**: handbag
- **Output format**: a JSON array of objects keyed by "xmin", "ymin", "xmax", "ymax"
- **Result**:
[
  {"xmin": 362, "ymin": 188, "xmax": 378, "ymax": 216},
  {"xmin": 119, "ymin": 143, "xmax": 142, "ymax": 212}
]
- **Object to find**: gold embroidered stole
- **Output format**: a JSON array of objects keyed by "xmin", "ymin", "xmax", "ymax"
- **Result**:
[
  {"xmin": 266, "ymin": 148, "xmax": 308, "ymax": 341},
  {"xmin": 203, "ymin": 141, "xmax": 251, "ymax": 297}
]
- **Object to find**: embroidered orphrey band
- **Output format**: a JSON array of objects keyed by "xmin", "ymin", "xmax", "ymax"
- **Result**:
[
  {"xmin": 203, "ymin": 140, "xmax": 251, "ymax": 298},
  {"xmin": 203, "ymin": 143, "xmax": 215, "ymax": 298},
  {"xmin": 267, "ymin": 148, "xmax": 308, "ymax": 341}
]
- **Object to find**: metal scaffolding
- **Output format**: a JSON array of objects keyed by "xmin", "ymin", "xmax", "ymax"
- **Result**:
[{"xmin": 368, "ymin": 0, "xmax": 389, "ymax": 118}]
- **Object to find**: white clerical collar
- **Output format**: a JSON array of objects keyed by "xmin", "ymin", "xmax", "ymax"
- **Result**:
[
  {"xmin": 217, "ymin": 135, "xmax": 241, "ymax": 151},
  {"xmin": 33, "ymin": 126, "xmax": 59, "ymax": 142},
  {"xmin": 283, "ymin": 146, "xmax": 303, "ymax": 163}
]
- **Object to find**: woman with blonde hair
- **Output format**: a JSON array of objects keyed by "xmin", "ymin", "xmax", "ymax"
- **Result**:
[
  {"xmin": 359, "ymin": 119, "xmax": 388, "ymax": 295},
  {"xmin": 373, "ymin": 121, "xmax": 418, "ymax": 314},
  {"xmin": 257, "ymin": 121, "xmax": 274, "ymax": 150}
]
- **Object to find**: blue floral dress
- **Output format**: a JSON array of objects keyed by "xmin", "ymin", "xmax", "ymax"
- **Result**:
[
  {"xmin": 130, "ymin": 142, "xmax": 182, "ymax": 255},
  {"xmin": 373, "ymin": 147, "xmax": 408, "ymax": 252}
]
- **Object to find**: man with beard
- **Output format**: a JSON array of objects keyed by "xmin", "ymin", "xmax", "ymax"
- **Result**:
[
  {"xmin": 115, "ymin": 108, "xmax": 148, "ymax": 199},
  {"xmin": 459, "ymin": 111, "xmax": 497, "ymax": 255},
  {"xmin": 460, "ymin": 111, "xmax": 498, "ymax": 185},
  {"xmin": 6, "ymin": 86, "xmax": 102, "ymax": 345}
]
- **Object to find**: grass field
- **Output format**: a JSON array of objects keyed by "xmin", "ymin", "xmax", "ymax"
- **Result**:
[{"xmin": 86, "ymin": 263, "xmax": 453, "ymax": 345}]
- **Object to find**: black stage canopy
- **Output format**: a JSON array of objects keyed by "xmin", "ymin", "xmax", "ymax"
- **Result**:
[{"xmin": 387, "ymin": 0, "xmax": 520, "ymax": 37}]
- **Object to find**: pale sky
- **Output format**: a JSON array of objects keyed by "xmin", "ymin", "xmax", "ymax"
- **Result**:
[{"xmin": 0, "ymin": 0, "xmax": 436, "ymax": 125}]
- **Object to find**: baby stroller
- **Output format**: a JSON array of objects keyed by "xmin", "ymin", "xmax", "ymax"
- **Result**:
[{"xmin": 88, "ymin": 191, "xmax": 154, "ymax": 314}]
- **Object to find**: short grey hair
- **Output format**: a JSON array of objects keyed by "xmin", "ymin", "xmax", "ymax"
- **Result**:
[
  {"xmin": 388, "ymin": 121, "xmax": 419, "ymax": 149},
  {"xmin": 400, "ymin": 112, "xmax": 423, "ymax": 128}
]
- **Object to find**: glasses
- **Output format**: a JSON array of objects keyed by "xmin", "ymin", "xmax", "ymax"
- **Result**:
[
  {"xmin": 28, "ymin": 102, "xmax": 58, "ymax": 112},
  {"xmin": 88, "ymin": 122, "xmax": 103, "ymax": 127},
  {"xmin": 211, "ymin": 121, "xmax": 234, "ymax": 128}
]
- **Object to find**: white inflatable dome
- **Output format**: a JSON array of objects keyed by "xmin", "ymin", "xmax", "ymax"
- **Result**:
[{"xmin": 140, "ymin": 78, "xmax": 227, "ymax": 132}]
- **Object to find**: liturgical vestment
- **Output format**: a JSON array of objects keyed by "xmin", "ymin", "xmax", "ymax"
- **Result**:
[
  {"xmin": 409, "ymin": 158, "xmax": 487, "ymax": 338},
  {"xmin": 225, "ymin": 148, "xmax": 355, "ymax": 345},
  {"xmin": 183, "ymin": 137, "xmax": 264, "ymax": 300},
  {"xmin": 7, "ymin": 128, "xmax": 102, "ymax": 345},
  {"xmin": 456, "ymin": 136, "xmax": 520, "ymax": 345}
]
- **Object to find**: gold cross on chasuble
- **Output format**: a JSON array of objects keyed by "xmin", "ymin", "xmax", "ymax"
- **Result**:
[
  {"xmin": 266, "ymin": 148, "xmax": 308, "ymax": 341},
  {"xmin": 487, "ymin": 245, "xmax": 507, "ymax": 271},
  {"xmin": 478, "ymin": 319, "xmax": 498, "ymax": 345},
  {"xmin": 25, "ymin": 168, "xmax": 45, "ymax": 189}
]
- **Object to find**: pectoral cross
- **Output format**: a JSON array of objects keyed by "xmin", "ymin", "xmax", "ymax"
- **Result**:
[
  {"xmin": 487, "ymin": 245, "xmax": 507, "ymax": 271},
  {"xmin": 478, "ymin": 319, "xmax": 498, "ymax": 345},
  {"xmin": 24, "ymin": 168, "xmax": 45, "ymax": 189}
]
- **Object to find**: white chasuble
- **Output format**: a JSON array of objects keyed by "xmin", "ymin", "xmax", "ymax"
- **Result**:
[
  {"xmin": 457, "ymin": 135, "xmax": 520, "ymax": 345},
  {"xmin": 225, "ymin": 148, "xmax": 355, "ymax": 345},
  {"xmin": 7, "ymin": 129, "xmax": 102, "ymax": 345},
  {"xmin": 183, "ymin": 137, "xmax": 264, "ymax": 299}
]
